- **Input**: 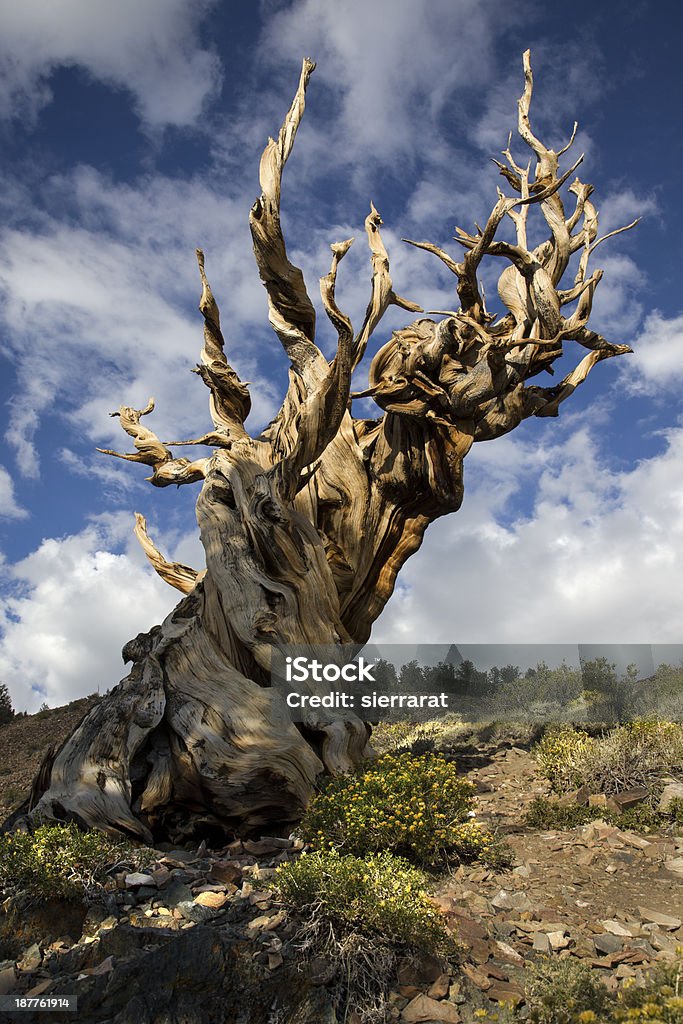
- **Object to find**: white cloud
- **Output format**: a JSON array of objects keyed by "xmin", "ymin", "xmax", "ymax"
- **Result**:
[
  {"xmin": 0, "ymin": 513, "xmax": 186, "ymax": 713},
  {"xmin": 258, "ymin": 0, "xmax": 507, "ymax": 176},
  {"xmin": 620, "ymin": 311, "xmax": 683, "ymax": 396},
  {"xmin": 0, "ymin": 0, "xmax": 221, "ymax": 128},
  {"xmin": 0, "ymin": 465, "xmax": 27, "ymax": 519},
  {"xmin": 373, "ymin": 423, "xmax": 683, "ymax": 646},
  {"xmin": 0, "ymin": 167, "xmax": 280, "ymax": 476}
]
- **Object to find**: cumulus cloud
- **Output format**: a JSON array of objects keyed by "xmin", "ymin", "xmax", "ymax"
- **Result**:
[
  {"xmin": 373, "ymin": 423, "xmax": 683, "ymax": 645},
  {"xmin": 0, "ymin": 514, "xmax": 186, "ymax": 713},
  {"xmin": 0, "ymin": 0, "xmax": 221, "ymax": 128},
  {"xmin": 620, "ymin": 311, "xmax": 683, "ymax": 396}
]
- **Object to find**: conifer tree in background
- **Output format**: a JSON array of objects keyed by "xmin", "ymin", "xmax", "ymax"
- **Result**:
[{"xmin": 0, "ymin": 684, "xmax": 14, "ymax": 727}]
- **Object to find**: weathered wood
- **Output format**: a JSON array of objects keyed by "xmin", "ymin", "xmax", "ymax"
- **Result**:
[{"xmin": 3, "ymin": 52, "xmax": 637, "ymax": 843}]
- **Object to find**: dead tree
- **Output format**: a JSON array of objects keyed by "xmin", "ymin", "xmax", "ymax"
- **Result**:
[{"xmin": 5, "ymin": 53, "xmax": 637, "ymax": 843}]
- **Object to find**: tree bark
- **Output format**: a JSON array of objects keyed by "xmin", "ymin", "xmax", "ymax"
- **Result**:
[{"xmin": 3, "ymin": 52, "xmax": 637, "ymax": 844}]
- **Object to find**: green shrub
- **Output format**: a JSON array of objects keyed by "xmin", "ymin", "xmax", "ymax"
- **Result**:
[
  {"xmin": 533, "ymin": 720, "xmax": 683, "ymax": 797},
  {"xmin": 524, "ymin": 796, "xmax": 667, "ymax": 833},
  {"xmin": 669, "ymin": 797, "xmax": 683, "ymax": 826},
  {"xmin": 298, "ymin": 751, "xmax": 511, "ymax": 868},
  {"xmin": 524, "ymin": 956, "xmax": 611, "ymax": 1024},
  {"xmin": 0, "ymin": 822, "xmax": 136, "ymax": 902},
  {"xmin": 275, "ymin": 848, "xmax": 452, "ymax": 953},
  {"xmin": 524, "ymin": 797, "xmax": 602, "ymax": 831},
  {"xmin": 0, "ymin": 683, "xmax": 14, "ymax": 727},
  {"xmin": 275, "ymin": 849, "xmax": 456, "ymax": 1022}
]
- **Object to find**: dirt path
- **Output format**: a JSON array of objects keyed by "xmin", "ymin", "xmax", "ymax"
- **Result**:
[{"xmin": 430, "ymin": 743, "xmax": 683, "ymax": 1011}]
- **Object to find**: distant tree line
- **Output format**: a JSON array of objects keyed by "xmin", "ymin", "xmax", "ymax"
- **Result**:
[
  {"xmin": 370, "ymin": 657, "xmax": 683, "ymax": 723},
  {"xmin": 0, "ymin": 685, "xmax": 48, "ymax": 727}
]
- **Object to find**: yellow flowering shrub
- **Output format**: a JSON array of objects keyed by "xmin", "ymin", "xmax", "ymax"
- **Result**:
[
  {"xmin": 475, "ymin": 958, "xmax": 683, "ymax": 1024},
  {"xmin": 298, "ymin": 752, "xmax": 511, "ymax": 868},
  {"xmin": 533, "ymin": 725, "xmax": 595, "ymax": 793}
]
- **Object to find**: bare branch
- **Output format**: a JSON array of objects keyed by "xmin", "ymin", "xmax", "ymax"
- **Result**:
[
  {"xmin": 97, "ymin": 400, "xmax": 208, "ymax": 487},
  {"xmin": 402, "ymin": 238, "xmax": 460, "ymax": 275},
  {"xmin": 557, "ymin": 120, "xmax": 579, "ymax": 157},
  {"xmin": 249, "ymin": 57, "xmax": 327, "ymax": 387},
  {"xmin": 351, "ymin": 203, "xmax": 422, "ymax": 371},
  {"xmin": 589, "ymin": 218, "xmax": 641, "ymax": 255},
  {"xmin": 274, "ymin": 240, "xmax": 357, "ymax": 499},
  {"xmin": 194, "ymin": 249, "xmax": 251, "ymax": 439},
  {"xmin": 134, "ymin": 513, "xmax": 203, "ymax": 594}
]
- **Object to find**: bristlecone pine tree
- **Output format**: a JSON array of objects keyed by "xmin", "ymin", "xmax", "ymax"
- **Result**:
[{"xmin": 4, "ymin": 53, "xmax": 638, "ymax": 843}]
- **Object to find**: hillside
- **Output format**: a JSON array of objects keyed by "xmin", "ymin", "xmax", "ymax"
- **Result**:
[{"xmin": 0, "ymin": 696, "xmax": 102, "ymax": 820}]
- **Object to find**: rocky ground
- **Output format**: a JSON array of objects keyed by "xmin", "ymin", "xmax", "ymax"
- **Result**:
[{"xmin": 0, "ymin": 717, "xmax": 681, "ymax": 1023}]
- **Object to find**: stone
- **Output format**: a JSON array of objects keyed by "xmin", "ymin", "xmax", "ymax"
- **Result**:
[
  {"xmin": 0, "ymin": 966, "xmax": 17, "ymax": 995},
  {"xmin": 461, "ymin": 964, "xmax": 491, "ymax": 990},
  {"xmin": 160, "ymin": 850, "xmax": 198, "ymax": 864},
  {"xmin": 601, "ymin": 920, "xmax": 634, "ymax": 937},
  {"xmin": 659, "ymin": 781, "xmax": 683, "ymax": 813},
  {"xmin": 401, "ymin": 994, "xmax": 461, "ymax": 1023},
  {"xmin": 664, "ymin": 857, "xmax": 683, "ymax": 876},
  {"xmin": 125, "ymin": 872, "xmax": 156, "ymax": 887},
  {"xmin": 594, "ymin": 934, "xmax": 624, "ymax": 955},
  {"xmin": 638, "ymin": 908, "xmax": 682, "ymax": 930},
  {"xmin": 17, "ymin": 942, "xmax": 42, "ymax": 971},
  {"xmin": 243, "ymin": 839, "xmax": 287, "ymax": 856},
  {"xmin": 151, "ymin": 868, "xmax": 172, "ymax": 887},
  {"xmin": 245, "ymin": 912, "xmax": 284, "ymax": 936},
  {"xmin": 494, "ymin": 940, "xmax": 524, "ymax": 964},
  {"xmin": 618, "ymin": 831, "xmax": 651, "ymax": 850},
  {"xmin": 426, "ymin": 973, "xmax": 450, "ymax": 999},
  {"xmin": 163, "ymin": 880, "xmax": 194, "ymax": 908},
  {"xmin": 491, "ymin": 890, "xmax": 533, "ymax": 912},
  {"xmin": 95, "ymin": 916, "xmax": 119, "ymax": 933},
  {"xmin": 397, "ymin": 954, "xmax": 444, "ymax": 987},
  {"xmin": 25, "ymin": 978, "xmax": 53, "ymax": 997},
  {"xmin": 208, "ymin": 860, "xmax": 242, "ymax": 885},
  {"xmin": 532, "ymin": 933, "xmax": 551, "ymax": 953},
  {"xmin": 193, "ymin": 891, "xmax": 228, "ymax": 909},
  {"xmin": 175, "ymin": 901, "xmax": 217, "ymax": 924},
  {"xmin": 547, "ymin": 931, "xmax": 570, "ymax": 949},
  {"xmin": 611, "ymin": 787, "xmax": 649, "ymax": 810},
  {"xmin": 486, "ymin": 981, "xmax": 524, "ymax": 1006},
  {"xmin": 588, "ymin": 794, "xmax": 608, "ymax": 808}
]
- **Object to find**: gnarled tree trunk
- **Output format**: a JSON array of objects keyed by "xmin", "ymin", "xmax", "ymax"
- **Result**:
[{"xmin": 4, "ymin": 53, "xmax": 637, "ymax": 844}]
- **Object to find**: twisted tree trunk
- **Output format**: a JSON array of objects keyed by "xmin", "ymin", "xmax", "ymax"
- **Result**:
[{"xmin": 4, "ymin": 53, "xmax": 637, "ymax": 844}]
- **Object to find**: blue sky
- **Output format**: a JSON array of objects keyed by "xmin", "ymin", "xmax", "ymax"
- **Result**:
[{"xmin": 0, "ymin": 0, "xmax": 682, "ymax": 712}]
